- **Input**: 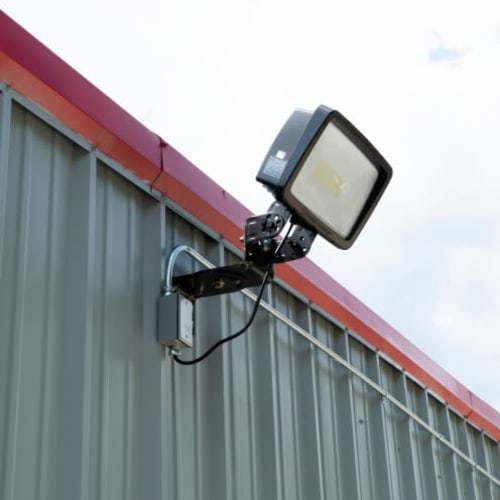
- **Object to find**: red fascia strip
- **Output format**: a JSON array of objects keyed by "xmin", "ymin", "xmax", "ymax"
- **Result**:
[
  {"xmin": 1, "ymin": 10, "xmax": 498, "ymax": 440},
  {"xmin": 0, "ymin": 11, "xmax": 161, "ymax": 184},
  {"xmin": 154, "ymin": 144, "xmax": 253, "ymax": 245}
]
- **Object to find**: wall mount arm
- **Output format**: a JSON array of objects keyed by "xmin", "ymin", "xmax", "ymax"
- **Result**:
[{"xmin": 167, "ymin": 202, "xmax": 316, "ymax": 300}]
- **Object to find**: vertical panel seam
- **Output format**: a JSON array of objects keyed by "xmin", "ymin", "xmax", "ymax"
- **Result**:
[
  {"xmin": 0, "ymin": 84, "xmax": 12, "ymax": 500},
  {"xmin": 81, "ymin": 152, "xmax": 96, "ymax": 500},
  {"xmin": 35, "ymin": 127, "xmax": 58, "ymax": 500},
  {"xmin": 0, "ymin": 88, "xmax": 11, "ymax": 285},
  {"xmin": 3, "ymin": 106, "xmax": 32, "ymax": 500}
]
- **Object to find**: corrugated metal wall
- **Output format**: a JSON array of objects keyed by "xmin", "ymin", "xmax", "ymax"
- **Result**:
[
  {"xmin": 1, "ymin": 85, "xmax": 499, "ymax": 500},
  {"xmin": 0, "ymin": 90, "xmax": 165, "ymax": 500}
]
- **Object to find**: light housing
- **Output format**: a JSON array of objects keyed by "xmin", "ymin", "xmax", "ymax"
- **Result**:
[
  {"xmin": 166, "ymin": 105, "xmax": 393, "ymax": 301},
  {"xmin": 256, "ymin": 105, "xmax": 392, "ymax": 249}
]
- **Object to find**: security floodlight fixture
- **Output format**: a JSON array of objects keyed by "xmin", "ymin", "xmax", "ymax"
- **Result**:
[
  {"xmin": 160, "ymin": 105, "xmax": 393, "ymax": 359},
  {"xmin": 256, "ymin": 105, "xmax": 392, "ymax": 250},
  {"xmin": 167, "ymin": 105, "xmax": 392, "ymax": 300}
]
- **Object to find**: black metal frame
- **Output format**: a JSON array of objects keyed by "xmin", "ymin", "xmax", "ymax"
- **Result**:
[
  {"xmin": 256, "ymin": 105, "xmax": 393, "ymax": 249},
  {"xmin": 172, "ymin": 201, "xmax": 317, "ymax": 299}
]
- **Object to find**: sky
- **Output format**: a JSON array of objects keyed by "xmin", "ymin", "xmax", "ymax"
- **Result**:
[{"xmin": 2, "ymin": 0, "xmax": 500, "ymax": 411}]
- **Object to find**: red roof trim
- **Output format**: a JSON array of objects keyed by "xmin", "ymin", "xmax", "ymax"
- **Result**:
[
  {"xmin": 1, "ymin": 10, "xmax": 498, "ymax": 440},
  {"xmin": 155, "ymin": 144, "xmax": 253, "ymax": 242}
]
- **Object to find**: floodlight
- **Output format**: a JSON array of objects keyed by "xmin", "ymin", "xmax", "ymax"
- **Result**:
[
  {"xmin": 160, "ymin": 105, "xmax": 393, "ymax": 360},
  {"xmin": 168, "ymin": 105, "xmax": 393, "ymax": 300},
  {"xmin": 256, "ymin": 105, "xmax": 392, "ymax": 249}
]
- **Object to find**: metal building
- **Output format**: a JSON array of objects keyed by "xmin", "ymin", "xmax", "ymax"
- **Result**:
[{"xmin": 1, "ymin": 11, "xmax": 499, "ymax": 500}]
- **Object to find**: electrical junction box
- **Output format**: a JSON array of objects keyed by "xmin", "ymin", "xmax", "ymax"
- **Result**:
[{"xmin": 158, "ymin": 293, "xmax": 194, "ymax": 349}]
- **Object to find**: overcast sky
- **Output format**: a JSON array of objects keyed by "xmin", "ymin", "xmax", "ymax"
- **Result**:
[{"xmin": 3, "ymin": 0, "xmax": 500, "ymax": 411}]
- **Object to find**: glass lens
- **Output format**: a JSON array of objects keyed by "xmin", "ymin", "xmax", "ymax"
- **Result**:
[{"xmin": 289, "ymin": 122, "xmax": 378, "ymax": 238}]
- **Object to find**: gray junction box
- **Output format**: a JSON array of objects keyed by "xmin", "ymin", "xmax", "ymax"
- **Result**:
[{"xmin": 158, "ymin": 293, "xmax": 194, "ymax": 349}]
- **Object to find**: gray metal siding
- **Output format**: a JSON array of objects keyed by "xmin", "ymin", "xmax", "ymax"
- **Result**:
[
  {"xmin": 1, "ymin": 86, "xmax": 499, "ymax": 499},
  {"xmin": 0, "ymin": 93, "xmax": 164, "ymax": 500}
]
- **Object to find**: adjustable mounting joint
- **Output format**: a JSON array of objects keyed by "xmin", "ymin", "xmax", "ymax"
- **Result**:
[
  {"xmin": 245, "ymin": 201, "xmax": 317, "ymax": 265},
  {"xmin": 244, "ymin": 201, "xmax": 290, "ymax": 266}
]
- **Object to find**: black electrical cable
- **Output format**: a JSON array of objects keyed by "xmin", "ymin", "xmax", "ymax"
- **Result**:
[{"xmin": 172, "ymin": 224, "xmax": 293, "ymax": 366}]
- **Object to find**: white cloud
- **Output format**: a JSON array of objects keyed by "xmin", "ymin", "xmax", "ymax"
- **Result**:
[{"xmin": 432, "ymin": 312, "xmax": 457, "ymax": 329}]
